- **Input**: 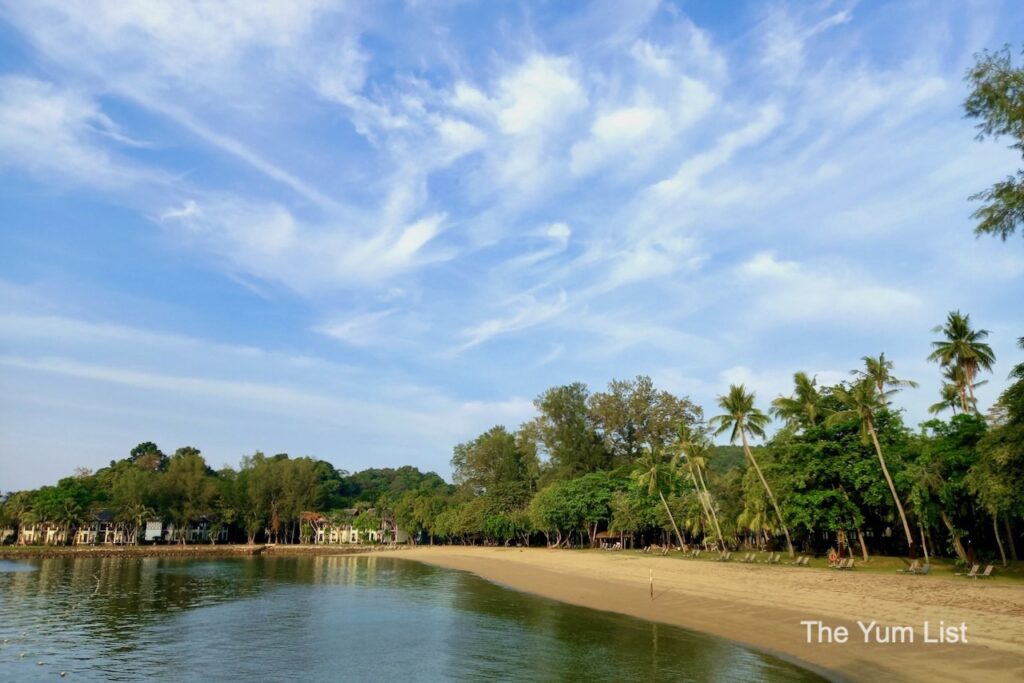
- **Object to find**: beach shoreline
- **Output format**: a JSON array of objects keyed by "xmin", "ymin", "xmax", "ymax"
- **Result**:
[
  {"xmin": 400, "ymin": 546, "xmax": 1024, "ymax": 683},
  {"xmin": 0, "ymin": 543, "xmax": 397, "ymax": 560},
  {"xmin": 5, "ymin": 543, "xmax": 1022, "ymax": 681}
]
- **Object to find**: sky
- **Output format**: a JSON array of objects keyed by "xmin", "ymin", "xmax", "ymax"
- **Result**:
[{"xmin": 1, "ymin": 1, "xmax": 1023, "ymax": 491}]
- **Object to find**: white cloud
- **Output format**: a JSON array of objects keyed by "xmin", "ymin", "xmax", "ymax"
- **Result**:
[
  {"xmin": 570, "ymin": 105, "xmax": 671, "ymax": 175},
  {"xmin": 735, "ymin": 251, "xmax": 922, "ymax": 326},
  {"xmin": 457, "ymin": 291, "xmax": 569, "ymax": 352},
  {"xmin": 0, "ymin": 76, "xmax": 158, "ymax": 188},
  {"xmin": 494, "ymin": 54, "xmax": 588, "ymax": 135},
  {"xmin": 159, "ymin": 198, "xmax": 450, "ymax": 291}
]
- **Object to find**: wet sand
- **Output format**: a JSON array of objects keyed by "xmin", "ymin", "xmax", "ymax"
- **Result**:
[{"xmin": 403, "ymin": 546, "xmax": 1024, "ymax": 683}]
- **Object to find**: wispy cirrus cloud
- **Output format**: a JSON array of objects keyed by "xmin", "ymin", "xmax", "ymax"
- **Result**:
[{"xmin": 0, "ymin": 1, "xmax": 1021, "ymax": 489}]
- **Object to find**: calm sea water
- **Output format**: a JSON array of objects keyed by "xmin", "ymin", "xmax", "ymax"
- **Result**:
[{"xmin": 0, "ymin": 556, "xmax": 826, "ymax": 682}]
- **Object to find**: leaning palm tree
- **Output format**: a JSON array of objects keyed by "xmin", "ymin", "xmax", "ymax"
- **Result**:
[
  {"xmin": 770, "ymin": 371, "xmax": 827, "ymax": 428},
  {"xmin": 633, "ymin": 449, "xmax": 686, "ymax": 550},
  {"xmin": 675, "ymin": 426, "xmax": 725, "ymax": 549},
  {"xmin": 852, "ymin": 353, "xmax": 918, "ymax": 406},
  {"xmin": 928, "ymin": 311, "xmax": 996, "ymax": 413},
  {"xmin": 710, "ymin": 385, "xmax": 794, "ymax": 558},
  {"xmin": 827, "ymin": 380, "xmax": 915, "ymax": 555}
]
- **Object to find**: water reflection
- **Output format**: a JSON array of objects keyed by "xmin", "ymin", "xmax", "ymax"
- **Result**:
[{"xmin": 0, "ymin": 557, "xmax": 824, "ymax": 682}]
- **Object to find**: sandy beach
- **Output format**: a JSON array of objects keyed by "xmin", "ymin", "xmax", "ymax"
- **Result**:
[{"xmin": 403, "ymin": 546, "xmax": 1024, "ymax": 683}]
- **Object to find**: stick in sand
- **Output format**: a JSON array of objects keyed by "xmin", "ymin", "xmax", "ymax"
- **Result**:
[{"xmin": 650, "ymin": 569, "xmax": 654, "ymax": 600}]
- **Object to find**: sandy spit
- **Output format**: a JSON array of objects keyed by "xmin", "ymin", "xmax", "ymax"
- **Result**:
[{"xmin": 401, "ymin": 546, "xmax": 1024, "ymax": 683}]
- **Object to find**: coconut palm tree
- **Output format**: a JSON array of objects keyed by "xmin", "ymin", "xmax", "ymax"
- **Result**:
[
  {"xmin": 928, "ymin": 383, "xmax": 963, "ymax": 416},
  {"xmin": 710, "ymin": 385, "xmax": 794, "ymax": 558},
  {"xmin": 852, "ymin": 353, "xmax": 918, "ymax": 406},
  {"xmin": 770, "ymin": 371, "xmax": 827, "ymax": 428},
  {"xmin": 827, "ymin": 380, "xmax": 915, "ymax": 555},
  {"xmin": 928, "ymin": 311, "xmax": 996, "ymax": 413},
  {"xmin": 675, "ymin": 426, "xmax": 725, "ymax": 549},
  {"xmin": 633, "ymin": 449, "xmax": 685, "ymax": 550}
]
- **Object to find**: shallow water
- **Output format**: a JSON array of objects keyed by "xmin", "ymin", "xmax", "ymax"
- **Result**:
[{"xmin": 0, "ymin": 556, "xmax": 825, "ymax": 682}]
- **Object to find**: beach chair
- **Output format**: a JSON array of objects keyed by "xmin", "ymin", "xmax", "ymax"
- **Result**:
[
  {"xmin": 788, "ymin": 555, "xmax": 804, "ymax": 565},
  {"xmin": 762, "ymin": 552, "xmax": 777, "ymax": 564},
  {"xmin": 912, "ymin": 564, "xmax": 931, "ymax": 575},
  {"xmin": 842, "ymin": 558, "xmax": 855, "ymax": 570},
  {"xmin": 770, "ymin": 554, "xmax": 781, "ymax": 565},
  {"xmin": 898, "ymin": 560, "xmax": 921, "ymax": 574},
  {"xmin": 693, "ymin": 549, "xmax": 701, "ymax": 558},
  {"xmin": 744, "ymin": 553, "xmax": 755, "ymax": 563},
  {"xmin": 660, "ymin": 546, "xmax": 670, "ymax": 556},
  {"xmin": 956, "ymin": 564, "xmax": 980, "ymax": 577},
  {"xmin": 799, "ymin": 556, "xmax": 810, "ymax": 566},
  {"xmin": 722, "ymin": 552, "xmax": 732, "ymax": 562},
  {"xmin": 976, "ymin": 564, "xmax": 995, "ymax": 579}
]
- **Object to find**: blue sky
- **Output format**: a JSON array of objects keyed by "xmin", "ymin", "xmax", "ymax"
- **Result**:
[{"xmin": 1, "ymin": 1, "xmax": 1023, "ymax": 491}]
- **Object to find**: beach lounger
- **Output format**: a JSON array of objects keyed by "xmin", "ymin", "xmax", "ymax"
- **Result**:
[
  {"xmin": 899, "ymin": 560, "xmax": 921, "ymax": 574},
  {"xmin": 769, "ymin": 554, "xmax": 781, "ymax": 565},
  {"xmin": 976, "ymin": 564, "xmax": 994, "ymax": 579},
  {"xmin": 762, "ymin": 552, "xmax": 776, "ymax": 564},
  {"xmin": 956, "ymin": 564, "xmax": 980, "ymax": 577},
  {"xmin": 912, "ymin": 564, "xmax": 930, "ymax": 575},
  {"xmin": 799, "ymin": 556, "xmax": 810, "ymax": 566},
  {"xmin": 661, "ymin": 546, "xmax": 670, "ymax": 556},
  {"xmin": 842, "ymin": 558, "xmax": 855, "ymax": 570}
]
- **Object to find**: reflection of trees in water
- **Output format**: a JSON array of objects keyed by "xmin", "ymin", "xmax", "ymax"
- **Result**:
[
  {"xmin": 0, "ymin": 557, "xmax": 819, "ymax": 683},
  {"xmin": 439, "ymin": 569, "xmax": 764, "ymax": 681},
  {"xmin": 1, "ymin": 557, "xmax": 267, "ymax": 645}
]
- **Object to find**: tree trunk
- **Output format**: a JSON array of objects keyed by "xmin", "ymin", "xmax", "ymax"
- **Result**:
[
  {"xmin": 993, "ymin": 514, "xmax": 1008, "ymax": 567},
  {"xmin": 957, "ymin": 382, "xmax": 970, "ymax": 414},
  {"xmin": 1004, "ymin": 516, "xmax": 1018, "ymax": 561},
  {"xmin": 658, "ymin": 490, "xmax": 685, "ymax": 551},
  {"xmin": 867, "ymin": 420, "xmax": 914, "ymax": 556},
  {"xmin": 695, "ymin": 462, "xmax": 726, "ymax": 549},
  {"xmin": 940, "ymin": 511, "xmax": 968, "ymax": 563},
  {"xmin": 857, "ymin": 527, "xmax": 869, "ymax": 562},
  {"xmin": 740, "ymin": 429, "xmax": 794, "ymax": 558},
  {"xmin": 685, "ymin": 461, "xmax": 716, "ymax": 546},
  {"xmin": 919, "ymin": 523, "xmax": 929, "ymax": 564},
  {"xmin": 837, "ymin": 484, "xmax": 868, "ymax": 562}
]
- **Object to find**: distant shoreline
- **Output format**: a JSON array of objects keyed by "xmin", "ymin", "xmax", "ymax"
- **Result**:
[
  {"xmin": 0, "ymin": 543, "xmax": 406, "ymax": 560},
  {"xmin": 399, "ymin": 546, "xmax": 1024, "ymax": 683}
]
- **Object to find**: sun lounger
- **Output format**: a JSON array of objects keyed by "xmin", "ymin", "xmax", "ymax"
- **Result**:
[
  {"xmin": 841, "ymin": 558, "xmax": 855, "ymax": 570},
  {"xmin": 799, "ymin": 556, "xmax": 810, "ymax": 566},
  {"xmin": 661, "ymin": 546, "xmax": 670, "ymax": 556},
  {"xmin": 976, "ymin": 564, "xmax": 994, "ymax": 579},
  {"xmin": 912, "ymin": 563, "xmax": 930, "ymax": 575},
  {"xmin": 898, "ymin": 560, "xmax": 921, "ymax": 574},
  {"xmin": 769, "ymin": 554, "xmax": 781, "ymax": 565},
  {"xmin": 956, "ymin": 564, "xmax": 980, "ymax": 577}
]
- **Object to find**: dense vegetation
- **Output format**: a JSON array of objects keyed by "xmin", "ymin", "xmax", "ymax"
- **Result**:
[
  {"xmin": 2, "ymin": 312, "xmax": 1022, "ymax": 566},
  {"xmin": 965, "ymin": 44, "xmax": 1024, "ymax": 240}
]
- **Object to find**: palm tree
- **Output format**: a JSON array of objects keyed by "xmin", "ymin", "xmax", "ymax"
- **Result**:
[
  {"xmin": 928, "ymin": 311, "xmax": 996, "ymax": 413},
  {"xmin": 852, "ymin": 353, "xmax": 918, "ymax": 406},
  {"xmin": 770, "ymin": 371, "xmax": 827, "ymax": 428},
  {"xmin": 827, "ymin": 380, "xmax": 915, "ymax": 555},
  {"xmin": 675, "ymin": 426, "xmax": 725, "ymax": 549},
  {"xmin": 937, "ymin": 366, "xmax": 987, "ymax": 413},
  {"xmin": 928, "ymin": 383, "xmax": 962, "ymax": 416},
  {"xmin": 633, "ymin": 449, "xmax": 686, "ymax": 550},
  {"xmin": 710, "ymin": 385, "xmax": 794, "ymax": 558}
]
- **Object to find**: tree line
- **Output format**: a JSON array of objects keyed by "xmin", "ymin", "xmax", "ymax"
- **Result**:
[{"xmin": 2, "ymin": 311, "xmax": 1022, "ymax": 566}]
